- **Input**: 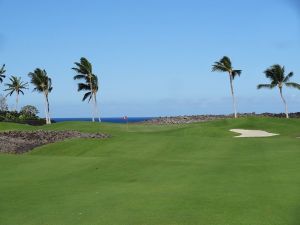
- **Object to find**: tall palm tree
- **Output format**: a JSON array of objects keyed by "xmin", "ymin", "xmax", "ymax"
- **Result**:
[
  {"xmin": 72, "ymin": 57, "xmax": 99, "ymax": 122},
  {"xmin": 257, "ymin": 64, "xmax": 300, "ymax": 118},
  {"xmin": 77, "ymin": 75, "xmax": 101, "ymax": 122},
  {"xmin": 0, "ymin": 64, "xmax": 6, "ymax": 84},
  {"xmin": 212, "ymin": 56, "xmax": 242, "ymax": 118},
  {"xmin": 28, "ymin": 68, "xmax": 53, "ymax": 124},
  {"xmin": 4, "ymin": 76, "xmax": 28, "ymax": 111}
]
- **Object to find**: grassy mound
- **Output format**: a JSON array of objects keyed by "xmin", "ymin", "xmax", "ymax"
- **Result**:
[{"xmin": 0, "ymin": 117, "xmax": 300, "ymax": 225}]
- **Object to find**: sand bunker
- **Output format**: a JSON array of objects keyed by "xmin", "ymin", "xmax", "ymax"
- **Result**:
[{"xmin": 230, "ymin": 129, "xmax": 278, "ymax": 138}]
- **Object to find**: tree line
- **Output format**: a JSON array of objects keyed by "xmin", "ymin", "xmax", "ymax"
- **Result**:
[
  {"xmin": 0, "ymin": 57, "xmax": 99, "ymax": 124},
  {"xmin": 1, "ymin": 56, "xmax": 300, "ymax": 124}
]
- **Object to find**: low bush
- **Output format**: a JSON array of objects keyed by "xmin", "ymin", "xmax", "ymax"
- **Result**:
[{"xmin": 0, "ymin": 108, "xmax": 48, "ymax": 126}]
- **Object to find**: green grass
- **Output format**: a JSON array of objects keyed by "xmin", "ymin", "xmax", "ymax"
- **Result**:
[{"xmin": 1, "ymin": 117, "xmax": 300, "ymax": 225}]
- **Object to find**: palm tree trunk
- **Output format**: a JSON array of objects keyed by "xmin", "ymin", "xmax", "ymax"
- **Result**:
[
  {"xmin": 43, "ymin": 92, "xmax": 50, "ymax": 124},
  {"xmin": 94, "ymin": 93, "xmax": 101, "ymax": 122},
  {"xmin": 279, "ymin": 87, "xmax": 289, "ymax": 119},
  {"xmin": 88, "ymin": 76, "xmax": 95, "ymax": 122},
  {"xmin": 46, "ymin": 94, "xmax": 51, "ymax": 124},
  {"xmin": 93, "ymin": 93, "xmax": 97, "ymax": 123},
  {"xmin": 16, "ymin": 93, "xmax": 19, "ymax": 112},
  {"xmin": 229, "ymin": 74, "xmax": 237, "ymax": 118}
]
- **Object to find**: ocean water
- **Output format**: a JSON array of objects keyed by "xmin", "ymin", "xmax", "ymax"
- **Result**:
[{"xmin": 53, "ymin": 117, "xmax": 153, "ymax": 123}]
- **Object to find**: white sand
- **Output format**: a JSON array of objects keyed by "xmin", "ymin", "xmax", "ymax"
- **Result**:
[{"xmin": 230, "ymin": 129, "xmax": 279, "ymax": 138}]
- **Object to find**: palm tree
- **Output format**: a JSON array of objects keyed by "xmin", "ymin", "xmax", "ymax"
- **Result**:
[
  {"xmin": 28, "ymin": 68, "xmax": 53, "ymax": 124},
  {"xmin": 77, "ymin": 75, "xmax": 101, "ymax": 122},
  {"xmin": 72, "ymin": 57, "xmax": 99, "ymax": 122},
  {"xmin": 0, "ymin": 64, "xmax": 6, "ymax": 84},
  {"xmin": 4, "ymin": 76, "xmax": 28, "ymax": 111},
  {"xmin": 257, "ymin": 64, "xmax": 300, "ymax": 118},
  {"xmin": 212, "ymin": 56, "xmax": 242, "ymax": 118}
]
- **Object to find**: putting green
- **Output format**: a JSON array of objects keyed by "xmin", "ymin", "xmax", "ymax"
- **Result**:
[{"xmin": 0, "ymin": 117, "xmax": 300, "ymax": 225}]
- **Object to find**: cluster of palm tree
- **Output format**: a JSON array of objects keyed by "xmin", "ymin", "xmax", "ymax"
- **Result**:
[
  {"xmin": 0, "ymin": 57, "xmax": 100, "ymax": 124},
  {"xmin": 212, "ymin": 56, "xmax": 300, "ymax": 118}
]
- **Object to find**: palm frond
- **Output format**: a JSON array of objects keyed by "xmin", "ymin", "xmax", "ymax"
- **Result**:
[
  {"xmin": 77, "ymin": 83, "xmax": 91, "ymax": 92},
  {"xmin": 257, "ymin": 84, "xmax": 276, "ymax": 89},
  {"xmin": 82, "ymin": 92, "xmax": 92, "ymax": 102},
  {"xmin": 264, "ymin": 64, "xmax": 285, "ymax": 83},
  {"xmin": 211, "ymin": 62, "xmax": 228, "ymax": 72},
  {"xmin": 72, "ymin": 57, "xmax": 93, "ymax": 80},
  {"xmin": 5, "ymin": 90, "xmax": 14, "ymax": 97},
  {"xmin": 73, "ymin": 74, "xmax": 86, "ymax": 80},
  {"xmin": 285, "ymin": 82, "xmax": 300, "ymax": 89},
  {"xmin": 48, "ymin": 78, "xmax": 53, "ymax": 93},
  {"xmin": 220, "ymin": 56, "xmax": 232, "ymax": 69},
  {"xmin": 78, "ymin": 75, "xmax": 99, "ymax": 102},
  {"xmin": 232, "ymin": 70, "xmax": 242, "ymax": 79},
  {"xmin": 91, "ymin": 74, "xmax": 99, "ymax": 92},
  {"xmin": 0, "ymin": 64, "xmax": 6, "ymax": 83},
  {"xmin": 283, "ymin": 72, "xmax": 294, "ymax": 83},
  {"xmin": 80, "ymin": 57, "xmax": 92, "ymax": 73}
]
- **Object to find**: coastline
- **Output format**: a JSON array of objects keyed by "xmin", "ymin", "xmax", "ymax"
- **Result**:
[
  {"xmin": 52, "ymin": 112, "xmax": 300, "ymax": 125},
  {"xmin": 142, "ymin": 112, "xmax": 300, "ymax": 124}
]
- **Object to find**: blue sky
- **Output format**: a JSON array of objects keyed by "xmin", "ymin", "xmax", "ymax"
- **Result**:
[{"xmin": 0, "ymin": 0, "xmax": 300, "ymax": 117}]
